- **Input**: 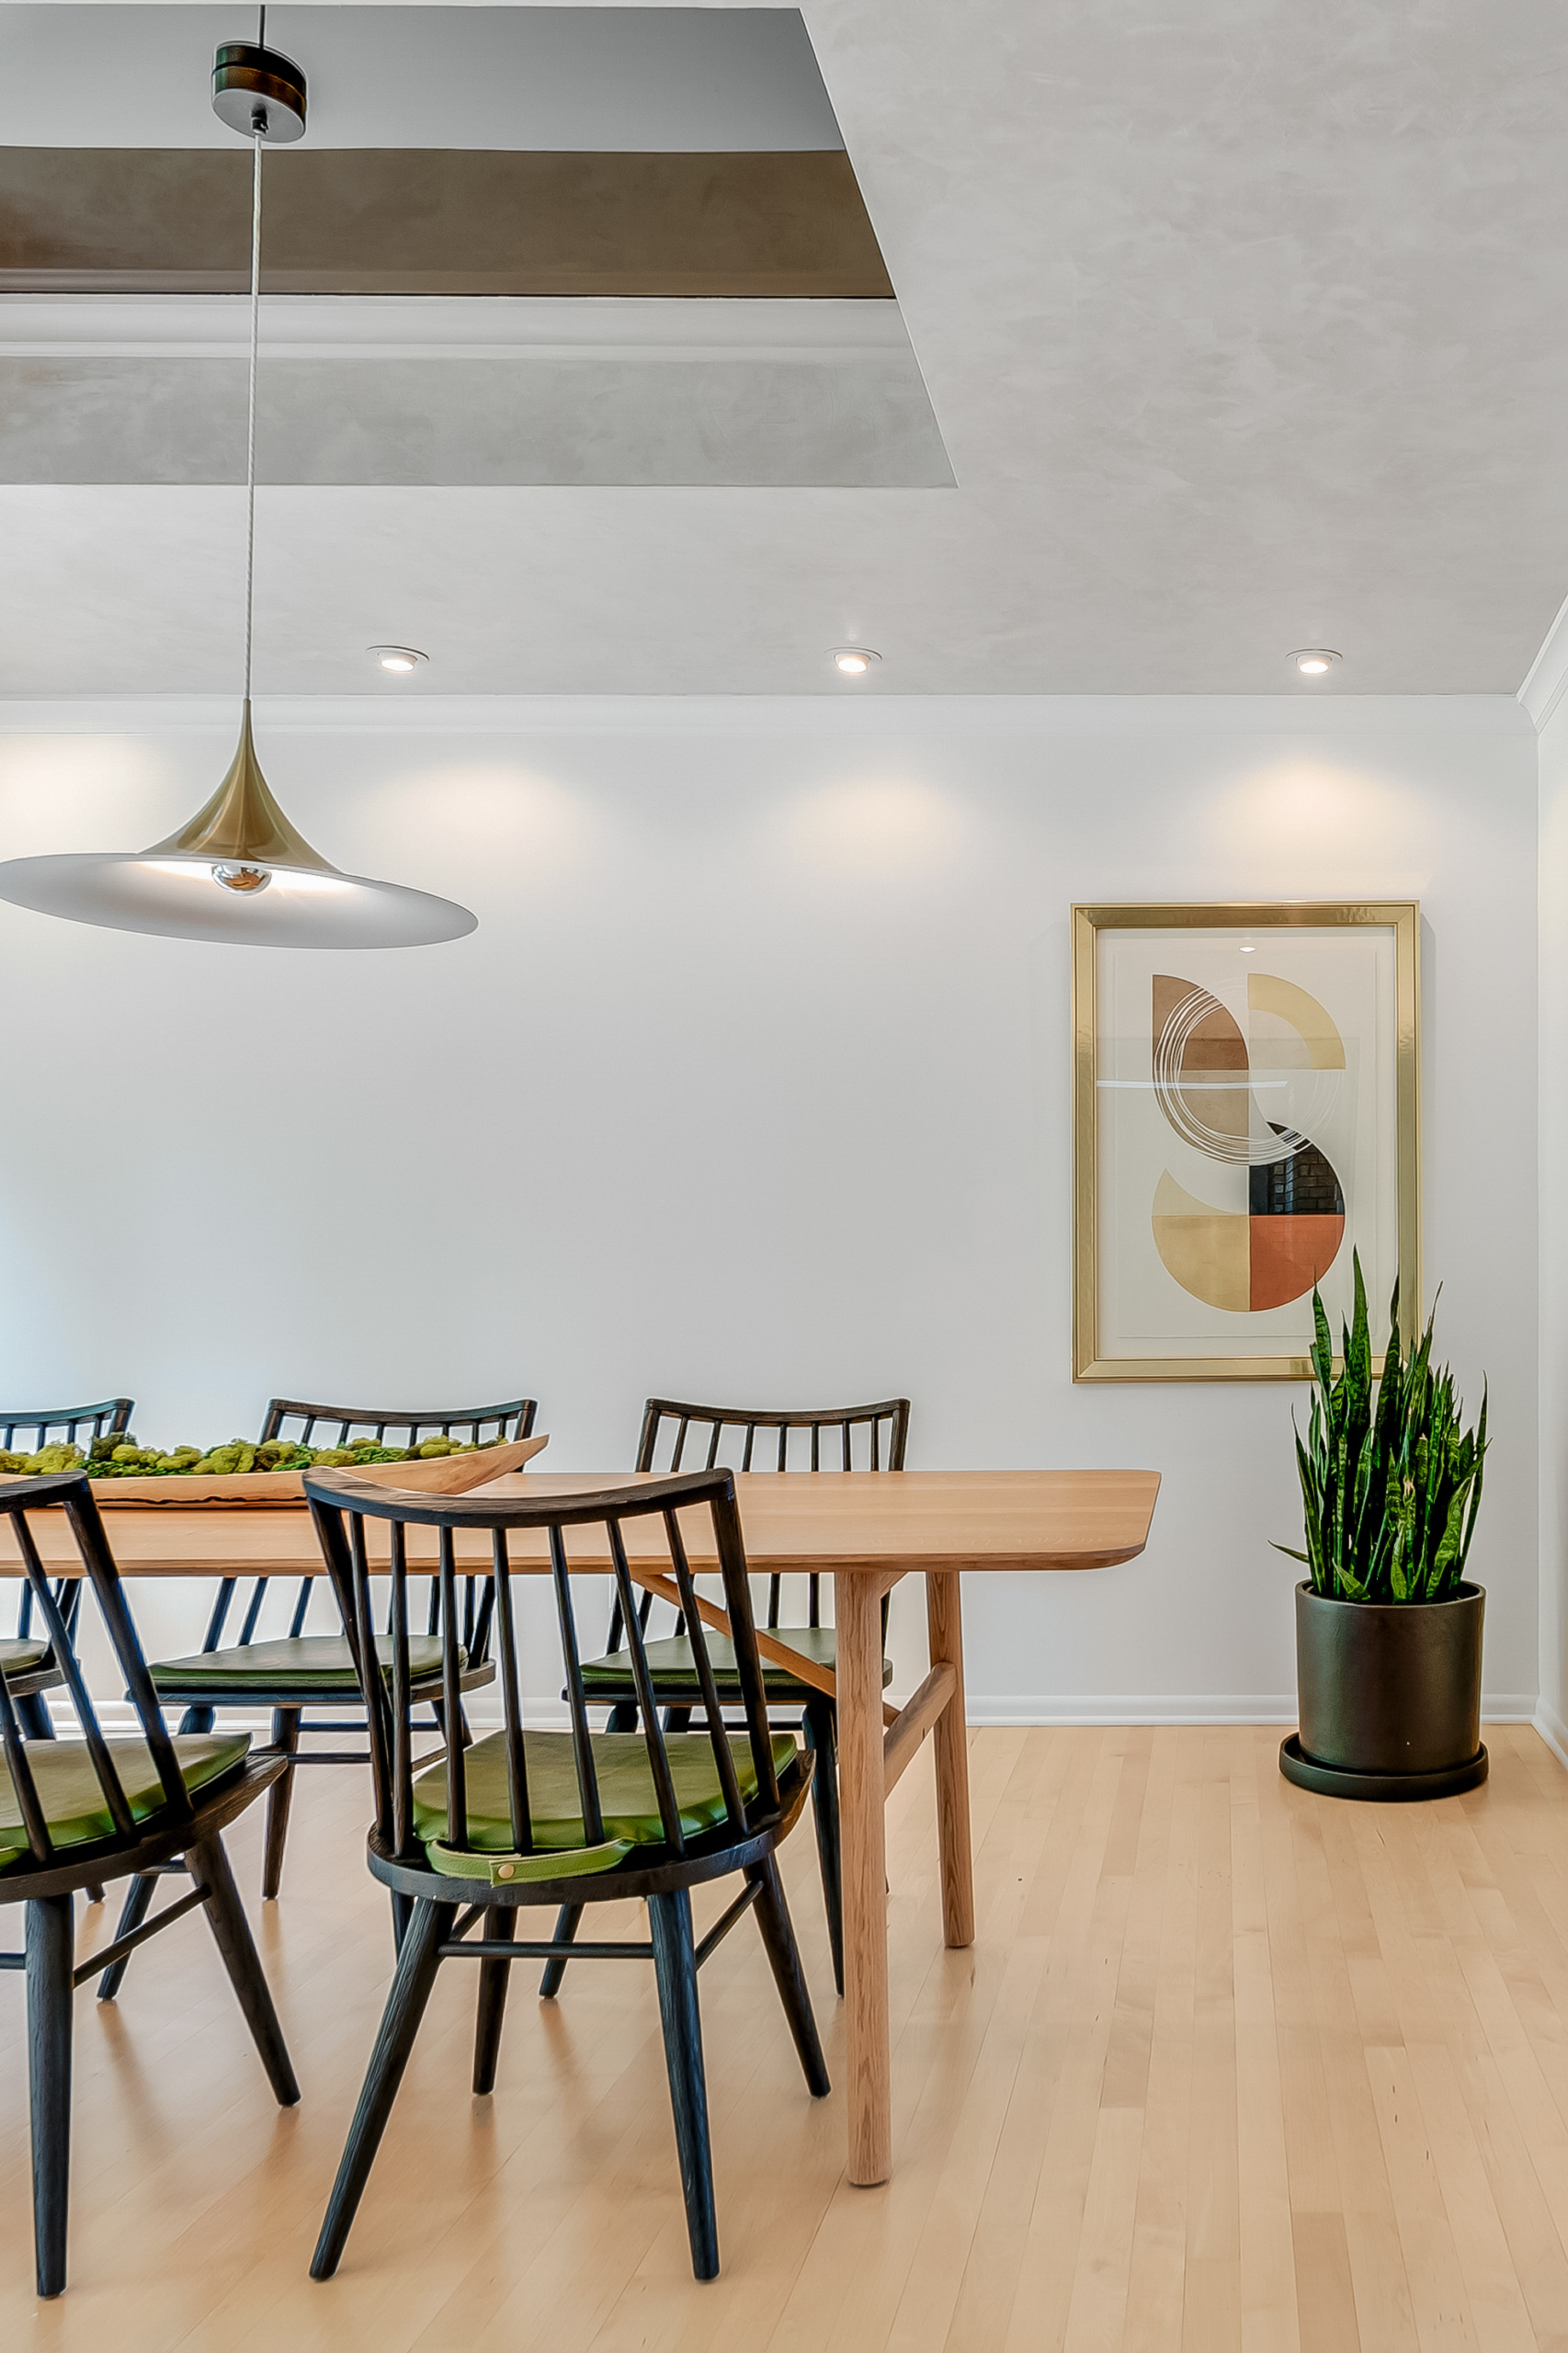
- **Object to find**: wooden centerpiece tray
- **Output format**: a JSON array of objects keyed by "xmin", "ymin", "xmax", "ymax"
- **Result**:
[{"xmin": 1, "ymin": 1432, "xmax": 549, "ymax": 1507}]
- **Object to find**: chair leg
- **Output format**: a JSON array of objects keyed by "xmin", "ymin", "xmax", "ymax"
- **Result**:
[
  {"xmin": 97, "ymin": 1871, "xmax": 157, "ymax": 2002},
  {"xmin": 748, "ymin": 1854, "xmax": 831, "ymax": 2097},
  {"xmin": 648, "ymin": 1888, "xmax": 719, "ymax": 2281},
  {"xmin": 26, "ymin": 1893, "xmax": 74, "ymax": 2299},
  {"xmin": 605, "ymin": 1701, "xmax": 639, "ymax": 1732},
  {"xmin": 261, "ymin": 1709, "xmax": 301, "ymax": 1902},
  {"xmin": 662, "ymin": 1705, "xmax": 693, "ymax": 1734},
  {"xmin": 802, "ymin": 1696, "xmax": 845, "ymax": 1998},
  {"xmin": 177, "ymin": 1704, "xmax": 215, "ymax": 1735},
  {"xmin": 187, "ymin": 1835, "xmax": 300, "ymax": 2107},
  {"xmin": 472, "ymin": 1906, "xmax": 515, "ymax": 2095},
  {"xmin": 312, "ymin": 1897, "xmax": 456, "ymax": 2281},
  {"xmin": 538, "ymin": 1902, "xmax": 582, "ymax": 1998},
  {"xmin": 390, "ymin": 1890, "xmax": 413, "ymax": 1956}
]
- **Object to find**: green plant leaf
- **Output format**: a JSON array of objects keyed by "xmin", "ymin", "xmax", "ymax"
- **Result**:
[
  {"xmin": 1345, "ymin": 1252, "xmax": 1372, "ymax": 1427},
  {"xmin": 1311, "ymin": 1283, "xmax": 1334, "ymax": 1393},
  {"xmin": 1458, "ymin": 1382, "xmax": 1488, "ymax": 1574},
  {"xmin": 1281, "ymin": 1257, "xmax": 1483, "ymax": 1608},
  {"xmin": 1428, "ymin": 1485, "xmax": 1470, "ymax": 1600}
]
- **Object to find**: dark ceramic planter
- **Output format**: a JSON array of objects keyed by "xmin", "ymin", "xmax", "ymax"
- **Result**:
[{"xmin": 1279, "ymin": 1579, "xmax": 1488, "ymax": 1800}]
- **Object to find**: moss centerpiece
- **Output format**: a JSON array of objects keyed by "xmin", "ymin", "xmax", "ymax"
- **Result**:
[{"xmin": 0, "ymin": 1431, "xmax": 496, "ymax": 1480}]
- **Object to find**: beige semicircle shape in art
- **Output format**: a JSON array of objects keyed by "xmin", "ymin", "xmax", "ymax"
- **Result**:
[
  {"xmin": 1246, "ymin": 972, "xmax": 1345, "ymax": 1068},
  {"xmin": 1153, "ymin": 974, "xmax": 1250, "ymax": 1146},
  {"xmin": 1151, "ymin": 1168, "xmax": 1250, "ymax": 1313}
]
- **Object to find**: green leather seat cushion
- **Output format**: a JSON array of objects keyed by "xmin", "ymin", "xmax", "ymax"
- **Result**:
[
  {"xmin": 151, "ymin": 1632, "xmax": 449, "ymax": 1694},
  {"xmin": 0, "ymin": 1732, "xmax": 251, "ymax": 1872},
  {"xmin": 579, "ymin": 1626, "xmax": 892, "ymax": 1696},
  {"xmin": 412, "ymin": 1726, "xmax": 800, "ymax": 1857},
  {"xmin": 0, "ymin": 1637, "xmax": 50, "ymax": 1675}
]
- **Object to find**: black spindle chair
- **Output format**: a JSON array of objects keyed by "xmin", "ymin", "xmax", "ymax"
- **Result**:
[
  {"xmin": 133, "ymin": 1393, "xmax": 535, "ymax": 1924},
  {"xmin": 0, "ymin": 1471, "xmax": 299, "ymax": 2298},
  {"xmin": 0, "ymin": 1399, "xmax": 132, "ymax": 1745},
  {"xmin": 304, "ymin": 1465, "xmax": 827, "ymax": 2285},
  {"xmin": 575, "ymin": 1397, "xmax": 909, "ymax": 1995},
  {"xmin": 0, "ymin": 1398, "xmax": 134, "ymax": 1455}
]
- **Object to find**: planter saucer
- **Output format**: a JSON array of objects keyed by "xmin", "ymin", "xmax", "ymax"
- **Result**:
[{"xmin": 1278, "ymin": 1733, "xmax": 1488, "ymax": 1802}]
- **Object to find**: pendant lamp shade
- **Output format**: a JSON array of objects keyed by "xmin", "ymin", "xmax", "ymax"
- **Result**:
[
  {"xmin": 0, "ymin": 707, "xmax": 476, "ymax": 950},
  {"xmin": 0, "ymin": 23, "xmax": 476, "ymax": 953}
]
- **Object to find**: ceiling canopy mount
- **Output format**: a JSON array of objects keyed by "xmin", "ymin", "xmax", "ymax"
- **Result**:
[{"xmin": 211, "ymin": 8, "xmax": 307, "ymax": 143}]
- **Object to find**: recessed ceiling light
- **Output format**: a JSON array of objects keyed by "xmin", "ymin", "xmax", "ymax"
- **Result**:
[
  {"xmin": 1290, "ymin": 649, "xmax": 1340, "ymax": 677},
  {"xmin": 831, "ymin": 647, "xmax": 881, "ymax": 676},
  {"xmin": 369, "ymin": 645, "xmax": 427, "ymax": 674}
]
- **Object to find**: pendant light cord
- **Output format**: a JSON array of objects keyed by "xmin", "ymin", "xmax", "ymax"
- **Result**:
[{"xmin": 244, "ymin": 125, "xmax": 263, "ymax": 702}]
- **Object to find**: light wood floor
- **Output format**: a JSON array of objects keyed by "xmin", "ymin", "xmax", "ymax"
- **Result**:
[{"xmin": 6, "ymin": 1724, "xmax": 1568, "ymax": 2348}]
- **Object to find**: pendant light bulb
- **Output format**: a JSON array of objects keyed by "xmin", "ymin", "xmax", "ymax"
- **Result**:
[{"xmin": 0, "ymin": 19, "xmax": 475, "ymax": 952}]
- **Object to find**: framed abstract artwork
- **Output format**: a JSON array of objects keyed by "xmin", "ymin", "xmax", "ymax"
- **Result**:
[{"xmin": 1072, "ymin": 902, "xmax": 1419, "ymax": 1381}]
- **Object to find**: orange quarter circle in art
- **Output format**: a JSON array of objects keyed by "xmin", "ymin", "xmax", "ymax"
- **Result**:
[{"xmin": 1149, "ymin": 972, "xmax": 1346, "ymax": 1313}]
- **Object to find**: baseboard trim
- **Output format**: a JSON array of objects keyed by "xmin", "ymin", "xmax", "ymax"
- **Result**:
[
  {"xmin": 1534, "ymin": 1700, "xmax": 1568, "ymax": 1772},
  {"xmin": 1480, "ymin": 1699, "xmax": 1541, "ymax": 1723},
  {"xmin": 962, "ymin": 1693, "xmax": 1540, "ymax": 1728},
  {"xmin": 963, "ymin": 1695, "xmax": 1298, "ymax": 1727},
  {"xmin": 62, "ymin": 1693, "xmax": 1545, "ymax": 1735}
]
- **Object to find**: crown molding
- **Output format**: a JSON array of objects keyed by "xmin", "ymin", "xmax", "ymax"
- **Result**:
[
  {"xmin": 0, "ymin": 294, "xmax": 910, "ymax": 366},
  {"xmin": 0, "ymin": 692, "xmax": 1530, "ymax": 739},
  {"xmin": 1518, "ymin": 585, "xmax": 1568, "ymax": 731}
]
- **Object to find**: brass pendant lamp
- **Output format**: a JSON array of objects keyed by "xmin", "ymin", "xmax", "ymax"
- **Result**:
[{"xmin": 0, "ymin": 18, "xmax": 476, "ymax": 950}]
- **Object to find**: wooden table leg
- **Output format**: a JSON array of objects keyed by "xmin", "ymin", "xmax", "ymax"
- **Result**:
[
  {"xmin": 835, "ymin": 1567, "xmax": 891, "ymax": 2187},
  {"xmin": 926, "ymin": 1569, "xmax": 974, "ymax": 1949}
]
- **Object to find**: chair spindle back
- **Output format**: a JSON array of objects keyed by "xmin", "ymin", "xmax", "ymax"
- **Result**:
[
  {"xmin": 306, "ymin": 1469, "xmax": 779, "ymax": 1872},
  {"xmin": 616, "ymin": 1395, "xmax": 910, "ymax": 1646},
  {"xmin": 201, "ymin": 1395, "xmax": 537, "ymax": 1655},
  {"xmin": 262, "ymin": 1396, "xmax": 534, "ymax": 1449},
  {"xmin": 0, "ymin": 1398, "xmax": 134, "ymax": 1454},
  {"xmin": 0, "ymin": 1472, "xmax": 196, "ymax": 1868},
  {"xmin": 0, "ymin": 1401, "xmax": 134, "ymax": 1647}
]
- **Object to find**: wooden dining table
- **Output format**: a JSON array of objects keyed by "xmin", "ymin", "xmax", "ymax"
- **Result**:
[{"xmin": 10, "ymin": 1465, "xmax": 1161, "ymax": 2188}]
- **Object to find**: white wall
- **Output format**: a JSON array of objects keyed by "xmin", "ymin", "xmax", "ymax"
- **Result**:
[
  {"xmin": 1539, "ymin": 694, "xmax": 1568, "ymax": 1753},
  {"xmin": 0, "ymin": 692, "xmax": 1540, "ymax": 1717}
]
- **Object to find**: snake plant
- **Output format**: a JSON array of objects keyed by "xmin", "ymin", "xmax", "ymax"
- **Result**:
[{"xmin": 1277, "ymin": 1252, "xmax": 1487, "ymax": 1603}]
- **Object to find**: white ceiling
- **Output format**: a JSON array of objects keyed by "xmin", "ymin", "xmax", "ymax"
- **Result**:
[{"xmin": 3, "ymin": 0, "xmax": 1568, "ymax": 694}]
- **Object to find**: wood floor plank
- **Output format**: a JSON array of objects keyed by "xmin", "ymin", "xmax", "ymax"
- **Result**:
[
  {"xmin": 997, "ymin": 1737, "xmax": 1145, "ymax": 2353},
  {"xmin": 1121, "ymin": 1733, "xmax": 1200, "ymax": 2353},
  {"xmin": 940, "ymin": 1732, "xmax": 1129, "ymax": 2351},
  {"xmin": 1182, "ymin": 1753, "xmax": 1241, "ymax": 2353},
  {"xmin": 7, "ymin": 1730, "xmax": 1568, "ymax": 2348},
  {"xmin": 1232, "ymin": 1735, "xmax": 1301, "ymax": 2353}
]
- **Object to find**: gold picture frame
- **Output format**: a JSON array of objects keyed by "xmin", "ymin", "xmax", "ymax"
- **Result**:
[{"xmin": 1072, "ymin": 901, "xmax": 1420, "ymax": 1381}]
